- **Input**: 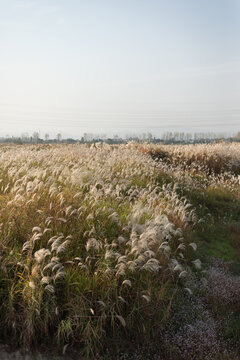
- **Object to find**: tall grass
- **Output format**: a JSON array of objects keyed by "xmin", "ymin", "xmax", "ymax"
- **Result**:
[{"xmin": 0, "ymin": 142, "xmax": 239, "ymax": 358}]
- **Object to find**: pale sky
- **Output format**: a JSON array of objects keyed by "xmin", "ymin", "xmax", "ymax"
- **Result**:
[{"xmin": 0, "ymin": 0, "xmax": 240, "ymax": 138}]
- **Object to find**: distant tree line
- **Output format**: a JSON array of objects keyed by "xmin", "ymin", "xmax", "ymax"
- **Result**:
[{"xmin": 0, "ymin": 131, "xmax": 239, "ymax": 145}]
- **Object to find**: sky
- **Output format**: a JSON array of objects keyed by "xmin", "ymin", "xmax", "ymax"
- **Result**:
[{"xmin": 0, "ymin": 0, "xmax": 240, "ymax": 138}]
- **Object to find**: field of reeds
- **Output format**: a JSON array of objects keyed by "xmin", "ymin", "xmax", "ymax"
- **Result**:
[{"xmin": 0, "ymin": 142, "xmax": 239, "ymax": 359}]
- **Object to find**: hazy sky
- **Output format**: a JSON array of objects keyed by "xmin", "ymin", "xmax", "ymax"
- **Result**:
[{"xmin": 1, "ymin": 0, "xmax": 240, "ymax": 138}]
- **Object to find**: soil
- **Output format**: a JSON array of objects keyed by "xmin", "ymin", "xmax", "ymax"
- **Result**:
[{"xmin": 0, "ymin": 344, "xmax": 73, "ymax": 360}]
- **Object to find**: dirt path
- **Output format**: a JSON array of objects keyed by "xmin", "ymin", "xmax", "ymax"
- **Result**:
[{"xmin": 0, "ymin": 345, "xmax": 71, "ymax": 360}]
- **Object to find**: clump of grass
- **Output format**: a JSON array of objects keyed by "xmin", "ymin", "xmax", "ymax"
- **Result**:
[{"xmin": 0, "ymin": 143, "xmax": 200, "ymax": 357}]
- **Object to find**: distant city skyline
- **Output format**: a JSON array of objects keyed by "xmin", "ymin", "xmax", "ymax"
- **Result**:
[{"xmin": 1, "ymin": 0, "xmax": 240, "ymax": 138}]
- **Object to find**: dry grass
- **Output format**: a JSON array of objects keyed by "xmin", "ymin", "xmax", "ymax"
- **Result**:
[{"xmin": 0, "ymin": 142, "xmax": 239, "ymax": 358}]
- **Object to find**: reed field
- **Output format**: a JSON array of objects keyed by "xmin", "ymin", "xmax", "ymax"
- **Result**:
[{"xmin": 0, "ymin": 142, "xmax": 239, "ymax": 359}]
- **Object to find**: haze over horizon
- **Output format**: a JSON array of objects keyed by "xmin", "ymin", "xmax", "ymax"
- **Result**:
[{"xmin": 1, "ymin": 0, "xmax": 240, "ymax": 138}]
